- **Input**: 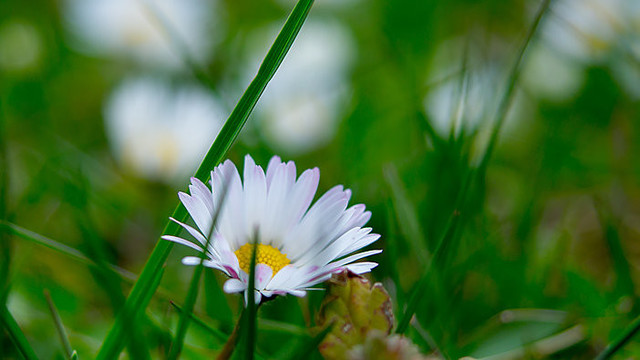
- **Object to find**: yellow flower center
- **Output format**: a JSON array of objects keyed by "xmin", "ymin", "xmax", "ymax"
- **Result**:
[{"xmin": 234, "ymin": 243, "xmax": 291, "ymax": 275}]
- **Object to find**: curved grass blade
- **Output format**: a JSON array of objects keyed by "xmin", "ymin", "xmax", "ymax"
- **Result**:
[
  {"xmin": 96, "ymin": 0, "xmax": 315, "ymax": 357},
  {"xmin": 1, "ymin": 303, "xmax": 39, "ymax": 360},
  {"xmin": 0, "ymin": 221, "xmax": 137, "ymax": 284},
  {"xmin": 396, "ymin": 0, "xmax": 552, "ymax": 334}
]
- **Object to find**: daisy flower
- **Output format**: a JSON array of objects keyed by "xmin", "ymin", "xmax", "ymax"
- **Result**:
[{"xmin": 162, "ymin": 155, "xmax": 381, "ymax": 304}]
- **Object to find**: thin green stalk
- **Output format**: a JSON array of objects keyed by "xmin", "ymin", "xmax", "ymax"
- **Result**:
[
  {"xmin": 396, "ymin": 169, "xmax": 475, "ymax": 333},
  {"xmin": 478, "ymin": 0, "xmax": 551, "ymax": 172},
  {"xmin": 596, "ymin": 315, "xmax": 640, "ymax": 360},
  {"xmin": 96, "ymin": 0, "xmax": 315, "ymax": 357},
  {"xmin": 44, "ymin": 290, "xmax": 74, "ymax": 358},
  {"xmin": 1, "ymin": 303, "xmax": 39, "ymax": 360},
  {"xmin": 396, "ymin": 0, "xmax": 552, "ymax": 334}
]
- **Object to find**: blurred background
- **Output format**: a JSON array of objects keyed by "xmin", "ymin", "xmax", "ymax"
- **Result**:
[{"xmin": 1, "ymin": 0, "xmax": 640, "ymax": 358}]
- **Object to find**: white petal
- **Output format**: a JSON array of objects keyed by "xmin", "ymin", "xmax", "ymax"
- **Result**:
[
  {"xmin": 282, "ymin": 186, "xmax": 350, "ymax": 259},
  {"xmin": 243, "ymin": 155, "xmax": 267, "ymax": 238},
  {"xmin": 161, "ymin": 235, "xmax": 203, "ymax": 252},
  {"xmin": 188, "ymin": 177, "xmax": 214, "ymax": 216},
  {"xmin": 262, "ymin": 161, "xmax": 296, "ymax": 246},
  {"xmin": 254, "ymin": 263, "xmax": 273, "ymax": 290},
  {"xmin": 285, "ymin": 167, "xmax": 320, "ymax": 227},
  {"xmin": 224, "ymin": 278, "xmax": 246, "ymax": 293},
  {"xmin": 344, "ymin": 262, "xmax": 378, "ymax": 274},
  {"xmin": 168, "ymin": 217, "xmax": 207, "ymax": 246},
  {"xmin": 178, "ymin": 192, "xmax": 212, "ymax": 235},
  {"xmin": 265, "ymin": 155, "xmax": 282, "ymax": 186}
]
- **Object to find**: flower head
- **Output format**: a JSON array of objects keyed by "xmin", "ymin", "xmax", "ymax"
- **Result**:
[{"xmin": 162, "ymin": 155, "xmax": 381, "ymax": 304}]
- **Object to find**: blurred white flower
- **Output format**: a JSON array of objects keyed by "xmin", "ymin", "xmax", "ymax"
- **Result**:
[
  {"xmin": 104, "ymin": 77, "xmax": 226, "ymax": 183},
  {"xmin": 541, "ymin": 0, "xmax": 640, "ymax": 98},
  {"xmin": 247, "ymin": 20, "xmax": 355, "ymax": 155},
  {"xmin": 63, "ymin": 0, "xmax": 218, "ymax": 69},
  {"xmin": 544, "ymin": 0, "xmax": 626, "ymax": 62},
  {"xmin": 163, "ymin": 155, "xmax": 380, "ymax": 305}
]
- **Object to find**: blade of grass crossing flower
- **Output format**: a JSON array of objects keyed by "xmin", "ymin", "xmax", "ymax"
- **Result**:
[
  {"xmin": 44, "ymin": 290, "xmax": 74, "ymax": 358},
  {"xmin": 167, "ymin": 183, "xmax": 229, "ymax": 359},
  {"xmin": 191, "ymin": 0, "xmax": 315, "ymax": 182},
  {"xmin": 96, "ymin": 0, "xmax": 315, "ymax": 358},
  {"xmin": 1, "ymin": 303, "xmax": 38, "ymax": 360},
  {"xmin": 245, "ymin": 238, "xmax": 259, "ymax": 360}
]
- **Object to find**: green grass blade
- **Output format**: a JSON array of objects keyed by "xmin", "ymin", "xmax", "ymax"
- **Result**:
[
  {"xmin": 167, "ymin": 258, "xmax": 205, "ymax": 358},
  {"xmin": 96, "ymin": 0, "xmax": 315, "ymax": 357},
  {"xmin": 384, "ymin": 164, "xmax": 429, "ymax": 262},
  {"xmin": 1, "ymin": 303, "xmax": 39, "ymax": 360},
  {"xmin": 596, "ymin": 315, "xmax": 640, "ymax": 360},
  {"xmin": 396, "ymin": 170, "xmax": 474, "ymax": 334},
  {"xmin": 44, "ymin": 289, "xmax": 74, "ymax": 358}
]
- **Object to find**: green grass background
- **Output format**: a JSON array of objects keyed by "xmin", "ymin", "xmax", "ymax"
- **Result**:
[{"xmin": 1, "ymin": 0, "xmax": 640, "ymax": 358}]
